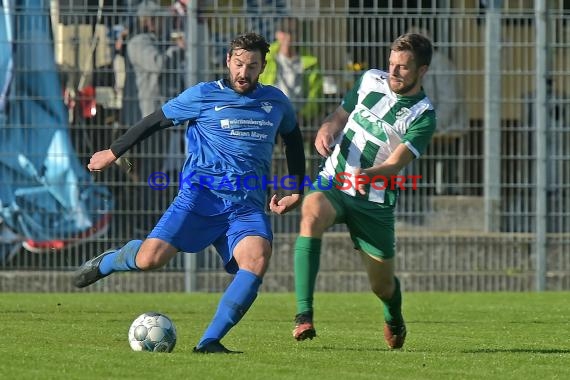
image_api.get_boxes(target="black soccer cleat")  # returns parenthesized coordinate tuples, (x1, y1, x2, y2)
(72, 249, 115, 288)
(192, 340, 242, 354)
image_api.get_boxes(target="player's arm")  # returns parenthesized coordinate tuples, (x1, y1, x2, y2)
(269, 124, 305, 214)
(87, 110, 173, 172)
(314, 72, 362, 157)
(282, 124, 306, 193)
(353, 144, 415, 196)
(357, 113, 437, 195)
(315, 106, 349, 157)
(363, 143, 415, 178)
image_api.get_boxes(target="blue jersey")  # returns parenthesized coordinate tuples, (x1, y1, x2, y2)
(162, 79, 297, 210)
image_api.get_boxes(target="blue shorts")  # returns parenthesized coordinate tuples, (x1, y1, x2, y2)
(147, 187, 272, 274)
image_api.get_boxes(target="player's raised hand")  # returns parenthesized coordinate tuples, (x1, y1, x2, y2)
(314, 106, 349, 158)
(269, 193, 302, 215)
(88, 149, 117, 172)
(314, 128, 335, 158)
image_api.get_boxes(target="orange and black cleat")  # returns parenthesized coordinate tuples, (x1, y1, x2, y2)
(293, 313, 317, 341)
(383, 322, 407, 349)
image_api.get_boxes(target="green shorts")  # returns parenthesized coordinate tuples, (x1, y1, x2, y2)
(309, 177, 396, 259)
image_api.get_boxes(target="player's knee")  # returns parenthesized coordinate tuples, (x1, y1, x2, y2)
(299, 214, 327, 235)
(237, 250, 271, 276)
(371, 279, 395, 300)
(135, 246, 172, 270)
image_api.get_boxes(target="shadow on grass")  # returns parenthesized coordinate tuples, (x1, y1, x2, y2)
(462, 348, 570, 354)
(305, 346, 570, 354)
(302, 345, 392, 353)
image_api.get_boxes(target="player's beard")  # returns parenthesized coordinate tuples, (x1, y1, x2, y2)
(389, 76, 419, 95)
(228, 73, 257, 94)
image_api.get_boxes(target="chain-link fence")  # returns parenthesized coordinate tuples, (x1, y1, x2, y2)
(1, 0, 569, 292)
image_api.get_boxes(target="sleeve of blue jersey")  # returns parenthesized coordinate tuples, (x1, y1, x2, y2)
(162, 84, 204, 125)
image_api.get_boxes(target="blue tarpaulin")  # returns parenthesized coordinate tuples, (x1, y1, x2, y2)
(0, 0, 113, 253)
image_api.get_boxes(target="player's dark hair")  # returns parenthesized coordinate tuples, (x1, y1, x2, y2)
(391, 33, 433, 67)
(228, 32, 270, 63)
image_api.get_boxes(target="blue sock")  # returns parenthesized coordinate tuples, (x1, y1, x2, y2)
(197, 269, 262, 349)
(98, 240, 142, 275)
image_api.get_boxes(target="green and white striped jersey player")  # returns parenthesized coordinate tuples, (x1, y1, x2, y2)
(293, 32, 436, 350)
(320, 68, 436, 206)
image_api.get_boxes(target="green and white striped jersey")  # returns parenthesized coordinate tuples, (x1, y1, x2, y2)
(321, 69, 436, 206)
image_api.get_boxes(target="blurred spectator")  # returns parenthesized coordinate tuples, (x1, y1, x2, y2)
(260, 17, 323, 120)
(128, 0, 187, 176)
(126, 0, 187, 233)
(422, 44, 465, 137)
(128, 0, 185, 118)
(409, 26, 467, 195)
(259, 17, 324, 180)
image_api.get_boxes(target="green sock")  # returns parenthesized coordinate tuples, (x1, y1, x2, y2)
(294, 236, 322, 315)
(382, 276, 403, 325)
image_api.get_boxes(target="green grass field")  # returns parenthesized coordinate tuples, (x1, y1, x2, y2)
(1, 292, 570, 379)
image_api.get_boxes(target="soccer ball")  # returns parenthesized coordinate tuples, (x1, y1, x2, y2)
(128, 312, 177, 353)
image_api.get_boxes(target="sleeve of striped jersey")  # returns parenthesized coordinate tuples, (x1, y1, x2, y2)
(341, 73, 364, 113)
(401, 109, 437, 158)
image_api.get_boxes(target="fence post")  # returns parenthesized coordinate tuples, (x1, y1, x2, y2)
(183, 0, 199, 293)
(184, 252, 197, 292)
(534, 0, 548, 292)
(185, 0, 199, 87)
(483, 0, 502, 232)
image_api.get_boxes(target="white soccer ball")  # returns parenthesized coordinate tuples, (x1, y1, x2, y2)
(128, 312, 177, 353)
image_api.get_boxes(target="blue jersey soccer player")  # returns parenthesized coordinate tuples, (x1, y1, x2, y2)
(73, 32, 306, 353)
